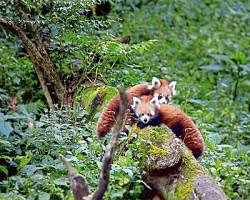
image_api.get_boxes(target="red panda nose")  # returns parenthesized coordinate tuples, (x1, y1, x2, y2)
(143, 118, 148, 123)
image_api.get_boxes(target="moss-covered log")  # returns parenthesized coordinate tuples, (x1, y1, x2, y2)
(129, 125, 228, 200)
(73, 86, 228, 200)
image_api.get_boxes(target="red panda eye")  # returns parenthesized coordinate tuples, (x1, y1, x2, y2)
(158, 95, 163, 99)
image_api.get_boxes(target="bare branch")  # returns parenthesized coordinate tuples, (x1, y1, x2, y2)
(0, 16, 60, 107)
(16, 0, 51, 59)
(0, 16, 40, 61)
(92, 88, 128, 200)
(60, 88, 127, 200)
(34, 66, 54, 108)
(60, 155, 90, 200)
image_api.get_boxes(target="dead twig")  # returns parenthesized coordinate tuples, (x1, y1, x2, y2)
(61, 88, 128, 200)
(60, 155, 90, 200)
(92, 88, 128, 200)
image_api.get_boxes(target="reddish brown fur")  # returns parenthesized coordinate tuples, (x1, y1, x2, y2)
(96, 79, 175, 137)
(131, 95, 204, 158)
(159, 105, 204, 158)
(96, 83, 151, 137)
(153, 79, 174, 98)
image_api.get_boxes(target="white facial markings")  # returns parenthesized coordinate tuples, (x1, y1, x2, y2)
(154, 92, 171, 105)
(151, 110, 155, 116)
(140, 115, 150, 124)
(152, 77, 161, 89)
(151, 96, 160, 108)
(169, 81, 177, 96)
(158, 98, 168, 104)
(131, 97, 141, 109)
(131, 94, 161, 124)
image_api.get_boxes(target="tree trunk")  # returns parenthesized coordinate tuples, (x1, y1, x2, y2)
(131, 126, 228, 200)
(0, 17, 64, 107)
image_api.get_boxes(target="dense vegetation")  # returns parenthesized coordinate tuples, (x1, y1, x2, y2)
(0, 0, 250, 199)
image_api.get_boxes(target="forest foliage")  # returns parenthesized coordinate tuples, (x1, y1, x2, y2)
(0, 0, 250, 199)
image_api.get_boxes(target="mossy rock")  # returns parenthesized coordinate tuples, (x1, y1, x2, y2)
(73, 85, 118, 121)
(130, 126, 182, 171)
(130, 126, 227, 200)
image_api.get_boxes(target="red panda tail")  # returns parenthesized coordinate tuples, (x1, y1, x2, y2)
(160, 105, 205, 158)
(182, 125, 205, 159)
(96, 95, 120, 137)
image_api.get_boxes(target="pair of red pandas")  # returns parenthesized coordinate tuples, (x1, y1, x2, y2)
(96, 77, 204, 159)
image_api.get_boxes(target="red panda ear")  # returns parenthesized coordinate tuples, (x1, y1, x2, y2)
(148, 77, 161, 89)
(169, 81, 176, 96)
(150, 97, 160, 108)
(131, 97, 141, 109)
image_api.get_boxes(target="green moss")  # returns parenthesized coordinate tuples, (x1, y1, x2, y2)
(130, 126, 210, 199)
(130, 126, 174, 171)
(149, 145, 168, 157)
(175, 146, 207, 199)
(139, 126, 171, 144)
(175, 180, 193, 200)
(180, 148, 208, 179)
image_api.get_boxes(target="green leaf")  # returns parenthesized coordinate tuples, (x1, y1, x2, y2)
(38, 192, 50, 200)
(21, 165, 36, 176)
(53, 178, 69, 186)
(208, 133, 223, 145)
(0, 139, 11, 149)
(122, 168, 133, 178)
(0, 121, 13, 137)
(200, 64, 225, 72)
(0, 165, 8, 175)
(31, 174, 45, 183)
(17, 151, 32, 169)
(187, 99, 208, 106)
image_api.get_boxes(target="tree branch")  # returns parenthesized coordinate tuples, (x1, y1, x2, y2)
(61, 88, 128, 200)
(0, 16, 57, 107)
(34, 65, 54, 108)
(60, 155, 91, 200)
(0, 16, 41, 62)
(92, 88, 128, 200)
(16, 0, 52, 59)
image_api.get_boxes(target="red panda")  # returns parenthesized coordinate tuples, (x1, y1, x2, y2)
(131, 95, 205, 159)
(96, 77, 176, 137)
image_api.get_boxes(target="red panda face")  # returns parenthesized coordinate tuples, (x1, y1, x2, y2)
(148, 77, 176, 104)
(131, 96, 160, 124)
